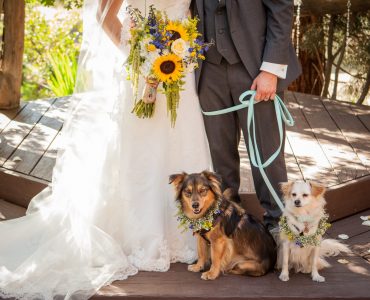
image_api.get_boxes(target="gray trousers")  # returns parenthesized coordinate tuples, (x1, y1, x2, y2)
(198, 60, 288, 229)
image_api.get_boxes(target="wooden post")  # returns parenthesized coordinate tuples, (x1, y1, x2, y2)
(0, 0, 25, 109)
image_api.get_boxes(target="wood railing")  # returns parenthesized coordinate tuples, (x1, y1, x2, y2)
(0, 0, 24, 109)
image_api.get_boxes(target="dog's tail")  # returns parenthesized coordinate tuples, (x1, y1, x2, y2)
(320, 239, 351, 257)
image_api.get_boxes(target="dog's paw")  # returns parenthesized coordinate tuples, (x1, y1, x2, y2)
(312, 273, 325, 282)
(279, 272, 290, 282)
(201, 271, 219, 280)
(188, 264, 203, 273)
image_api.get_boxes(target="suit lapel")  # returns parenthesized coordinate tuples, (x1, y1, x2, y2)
(226, 0, 234, 29)
(196, 0, 204, 18)
(195, 0, 204, 35)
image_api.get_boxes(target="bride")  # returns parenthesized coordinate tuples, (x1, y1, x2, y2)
(0, 0, 211, 299)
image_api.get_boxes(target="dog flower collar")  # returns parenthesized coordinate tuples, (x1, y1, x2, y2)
(279, 214, 331, 248)
(176, 199, 223, 233)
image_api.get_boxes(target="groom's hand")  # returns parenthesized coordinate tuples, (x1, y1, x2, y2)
(251, 71, 278, 102)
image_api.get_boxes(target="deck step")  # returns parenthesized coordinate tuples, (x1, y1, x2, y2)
(0, 199, 26, 221)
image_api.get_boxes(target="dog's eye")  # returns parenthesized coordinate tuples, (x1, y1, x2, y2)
(184, 190, 192, 197)
(292, 193, 297, 197)
(199, 188, 208, 196)
(303, 193, 308, 197)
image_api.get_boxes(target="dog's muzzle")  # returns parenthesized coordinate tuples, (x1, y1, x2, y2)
(192, 202, 201, 214)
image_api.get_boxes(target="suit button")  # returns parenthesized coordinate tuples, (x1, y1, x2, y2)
(218, 29, 225, 34)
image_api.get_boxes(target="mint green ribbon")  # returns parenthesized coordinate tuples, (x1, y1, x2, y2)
(202, 90, 294, 212)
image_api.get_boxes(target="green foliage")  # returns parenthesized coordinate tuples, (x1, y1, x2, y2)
(25, 0, 83, 9)
(299, 11, 370, 103)
(22, 3, 82, 100)
(46, 50, 78, 96)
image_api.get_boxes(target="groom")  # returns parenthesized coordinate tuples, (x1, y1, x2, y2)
(192, 0, 301, 231)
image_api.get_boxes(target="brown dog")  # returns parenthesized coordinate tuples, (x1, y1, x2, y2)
(169, 171, 276, 280)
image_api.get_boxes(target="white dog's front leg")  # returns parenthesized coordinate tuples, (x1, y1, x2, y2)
(311, 246, 325, 282)
(279, 241, 290, 282)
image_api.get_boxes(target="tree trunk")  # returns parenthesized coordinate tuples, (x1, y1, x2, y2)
(322, 15, 335, 98)
(357, 68, 370, 105)
(289, 16, 324, 95)
(331, 41, 346, 100)
(0, 0, 25, 109)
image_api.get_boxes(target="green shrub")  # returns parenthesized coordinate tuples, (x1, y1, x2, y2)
(22, 3, 82, 100)
(46, 50, 78, 96)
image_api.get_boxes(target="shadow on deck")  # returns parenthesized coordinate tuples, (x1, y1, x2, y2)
(0, 91, 369, 299)
(0, 91, 370, 221)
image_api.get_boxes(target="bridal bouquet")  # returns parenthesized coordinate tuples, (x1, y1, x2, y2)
(126, 5, 210, 126)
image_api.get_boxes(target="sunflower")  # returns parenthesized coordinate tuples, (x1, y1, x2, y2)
(153, 54, 183, 83)
(165, 22, 189, 41)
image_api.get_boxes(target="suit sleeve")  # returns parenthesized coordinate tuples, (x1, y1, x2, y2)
(262, 0, 294, 65)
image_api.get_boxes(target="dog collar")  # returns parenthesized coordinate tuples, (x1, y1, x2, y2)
(279, 215, 331, 248)
(195, 214, 223, 245)
(176, 198, 223, 233)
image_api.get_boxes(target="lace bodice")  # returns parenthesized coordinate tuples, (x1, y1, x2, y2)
(125, 0, 191, 19)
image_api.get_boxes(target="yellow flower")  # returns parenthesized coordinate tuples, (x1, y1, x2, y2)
(147, 44, 156, 52)
(166, 22, 189, 41)
(190, 51, 196, 57)
(153, 54, 183, 83)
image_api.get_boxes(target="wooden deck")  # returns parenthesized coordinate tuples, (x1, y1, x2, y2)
(0, 91, 369, 221)
(0, 92, 370, 299)
(93, 210, 370, 300)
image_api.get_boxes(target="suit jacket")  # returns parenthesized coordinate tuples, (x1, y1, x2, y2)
(191, 0, 302, 92)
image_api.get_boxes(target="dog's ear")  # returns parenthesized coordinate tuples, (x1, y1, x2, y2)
(309, 181, 326, 198)
(169, 173, 187, 200)
(280, 181, 293, 198)
(169, 173, 187, 187)
(201, 171, 222, 198)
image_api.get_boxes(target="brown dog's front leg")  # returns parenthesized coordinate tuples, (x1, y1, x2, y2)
(201, 237, 226, 280)
(188, 234, 209, 272)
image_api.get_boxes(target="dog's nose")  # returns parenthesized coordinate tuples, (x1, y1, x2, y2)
(294, 200, 301, 206)
(192, 202, 200, 209)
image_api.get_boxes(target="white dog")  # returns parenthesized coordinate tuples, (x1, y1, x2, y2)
(277, 180, 351, 282)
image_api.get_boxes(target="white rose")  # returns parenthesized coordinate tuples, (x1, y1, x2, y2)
(171, 38, 188, 58)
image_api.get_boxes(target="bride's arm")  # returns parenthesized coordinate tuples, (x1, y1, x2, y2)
(97, 0, 124, 47)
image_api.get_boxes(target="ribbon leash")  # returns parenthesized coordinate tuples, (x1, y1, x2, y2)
(202, 90, 294, 212)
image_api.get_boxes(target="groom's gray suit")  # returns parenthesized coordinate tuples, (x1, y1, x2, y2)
(192, 0, 301, 229)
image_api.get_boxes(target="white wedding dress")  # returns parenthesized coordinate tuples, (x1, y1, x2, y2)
(0, 0, 211, 299)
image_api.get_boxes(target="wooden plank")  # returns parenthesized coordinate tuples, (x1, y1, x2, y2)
(321, 97, 370, 172)
(284, 92, 339, 186)
(358, 114, 370, 133)
(0, 0, 25, 109)
(0, 167, 48, 208)
(0, 101, 26, 132)
(350, 105, 370, 133)
(293, 92, 368, 183)
(327, 209, 370, 239)
(94, 256, 370, 300)
(325, 175, 370, 222)
(3, 97, 69, 175)
(0, 198, 26, 221)
(347, 231, 370, 258)
(30, 132, 62, 181)
(0, 98, 54, 166)
(285, 137, 304, 181)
